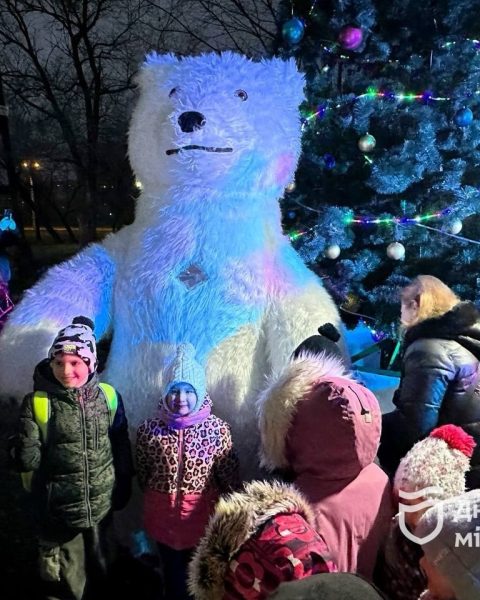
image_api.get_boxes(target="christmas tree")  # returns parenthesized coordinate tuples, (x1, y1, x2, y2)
(278, 0, 480, 340)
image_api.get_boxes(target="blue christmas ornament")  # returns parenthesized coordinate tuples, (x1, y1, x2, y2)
(282, 17, 305, 46)
(323, 153, 336, 169)
(287, 210, 296, 219)
(454, 107, 473, 127)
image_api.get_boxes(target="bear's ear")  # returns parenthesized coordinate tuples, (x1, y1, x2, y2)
(261, 56, 305, 107)
(134, 52, 179, 90)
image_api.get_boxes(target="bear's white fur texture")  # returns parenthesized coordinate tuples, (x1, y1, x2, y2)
(0, 52, 343, 471)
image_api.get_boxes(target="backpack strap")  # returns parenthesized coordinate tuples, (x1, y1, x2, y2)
(99, 383, 118, 426)
(32, 391, 50, 443)
(21, 391, 50, 492)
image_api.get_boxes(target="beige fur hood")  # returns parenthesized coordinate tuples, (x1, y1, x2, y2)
(257, 352, 355, 471)
(187, 480, 315, 600)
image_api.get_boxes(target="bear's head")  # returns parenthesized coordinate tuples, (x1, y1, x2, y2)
(128, 52, 305, 200)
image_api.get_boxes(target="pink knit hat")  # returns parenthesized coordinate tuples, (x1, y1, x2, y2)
(394, 425, 476, 501)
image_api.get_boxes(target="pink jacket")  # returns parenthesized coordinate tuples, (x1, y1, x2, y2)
(258, 353, 393, 578)
(136, 395, 240, 549)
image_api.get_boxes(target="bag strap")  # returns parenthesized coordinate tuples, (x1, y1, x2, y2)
(21, 391, 50, 492)
(32, 391, 50, 443)
(99, 383, 118, 426)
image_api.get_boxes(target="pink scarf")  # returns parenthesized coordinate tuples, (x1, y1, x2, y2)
(158, 402, 211, 429)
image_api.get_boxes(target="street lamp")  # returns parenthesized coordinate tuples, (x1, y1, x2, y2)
(20, 159, 41, 239)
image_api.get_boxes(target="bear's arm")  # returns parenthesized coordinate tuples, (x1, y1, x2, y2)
(264, 282, 348, 375)
(0, 243, 116, 399)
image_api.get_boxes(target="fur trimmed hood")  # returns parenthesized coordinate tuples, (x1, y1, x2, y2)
(257, 352, 350, 470)
(257, 352, 381, 478)
(188, 480, 315, 600)
(404, 301, 480, 358)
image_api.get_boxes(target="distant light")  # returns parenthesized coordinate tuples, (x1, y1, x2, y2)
(134, 179, 143, 190)
(32, 161, 41, 169)
(21, 160, 29, 168)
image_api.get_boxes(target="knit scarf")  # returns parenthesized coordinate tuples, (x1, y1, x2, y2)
(159, 402, 211, 429)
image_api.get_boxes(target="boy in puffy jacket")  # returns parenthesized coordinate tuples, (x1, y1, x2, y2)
(14, 316, 133, 600)
(136, 343, 240, 600)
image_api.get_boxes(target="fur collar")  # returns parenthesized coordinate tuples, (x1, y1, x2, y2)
(257, 352, 353, 471)
(188, 480, 314, 600)
(404, 301, 480, 357)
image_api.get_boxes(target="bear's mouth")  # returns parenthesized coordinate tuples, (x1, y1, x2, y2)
(166, 145, 233, 155)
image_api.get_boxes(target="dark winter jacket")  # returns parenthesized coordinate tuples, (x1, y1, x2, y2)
(15, 359, 134, 530)
(380, 301, 480, 485)
(188, 480, 337, 600)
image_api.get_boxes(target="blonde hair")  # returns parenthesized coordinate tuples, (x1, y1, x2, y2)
(401, 275, 459, 327)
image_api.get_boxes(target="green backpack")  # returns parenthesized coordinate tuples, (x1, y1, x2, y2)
(21, 383, 118, 492)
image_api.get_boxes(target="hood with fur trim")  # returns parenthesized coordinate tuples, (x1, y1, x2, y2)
(188, 480, 316, 600)
(257, 352, 381, 480)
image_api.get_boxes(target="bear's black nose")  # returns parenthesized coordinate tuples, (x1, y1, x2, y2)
(178, 111, 206, 133)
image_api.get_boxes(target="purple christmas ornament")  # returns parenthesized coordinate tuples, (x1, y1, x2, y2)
(338, 26, 363, 51)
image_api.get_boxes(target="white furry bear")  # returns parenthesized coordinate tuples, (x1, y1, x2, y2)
(0, 52, 343, 469)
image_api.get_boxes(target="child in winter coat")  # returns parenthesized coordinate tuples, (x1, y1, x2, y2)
(416, 489, 480, 600)
(188, 480, 337, 599)
(14, 316, 134, 600)
(257, 323, 393, 579)
(378, 424, 476, 600)
(136, 343, 240, 600)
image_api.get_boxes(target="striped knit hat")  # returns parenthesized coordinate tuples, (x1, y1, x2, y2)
(48, 316, 97, 374)
(163, 343, 206, 411)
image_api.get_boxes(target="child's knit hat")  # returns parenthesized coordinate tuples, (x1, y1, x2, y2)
(163, 343, 206, 410)
(48, 316, 97, 374)
(292, 323, 343, 361)
(394, 425, 476, 502)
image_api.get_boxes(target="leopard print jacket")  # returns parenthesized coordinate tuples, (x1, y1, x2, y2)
(136, 406, 239, 495)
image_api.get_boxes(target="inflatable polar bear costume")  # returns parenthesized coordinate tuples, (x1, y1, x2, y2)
(0, 52, 344, 471)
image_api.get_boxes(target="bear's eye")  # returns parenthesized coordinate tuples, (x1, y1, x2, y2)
(169, 87, 179, 98)
(234, 89, 248, 101)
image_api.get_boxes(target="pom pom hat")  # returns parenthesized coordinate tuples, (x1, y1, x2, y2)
(394, 424, 476, 502)
(48, 316, 97, 374)
(163, 343, 206, 412)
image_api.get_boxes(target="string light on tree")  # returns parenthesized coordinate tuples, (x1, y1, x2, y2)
(285, 181, 296, 193)
(345, 207, 450, 226)
(386, 242, 405, 260)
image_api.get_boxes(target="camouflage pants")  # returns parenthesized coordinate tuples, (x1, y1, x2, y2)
(38, 515, 112, 600)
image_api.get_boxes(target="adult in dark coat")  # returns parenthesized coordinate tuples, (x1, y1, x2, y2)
(379, 275, 480, 488)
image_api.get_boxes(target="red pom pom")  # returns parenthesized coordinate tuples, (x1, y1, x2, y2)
(430, 424, 476, 458)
